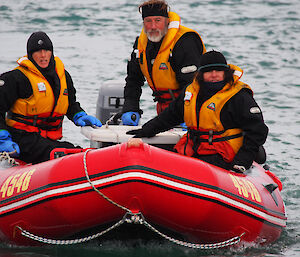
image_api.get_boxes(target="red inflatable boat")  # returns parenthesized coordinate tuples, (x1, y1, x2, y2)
(0, 129, 286, 247)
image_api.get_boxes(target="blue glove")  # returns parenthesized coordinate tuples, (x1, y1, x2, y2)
(121, 112, 140, 126)
(0, 129, 20, 157)
(73, 111, 102, 127)
(180, 122, 187, 131)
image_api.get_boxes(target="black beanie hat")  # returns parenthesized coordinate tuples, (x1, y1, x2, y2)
(140, 2, 168, 19)
(198, 50, 229, 72)
(27, 31, 53, 56)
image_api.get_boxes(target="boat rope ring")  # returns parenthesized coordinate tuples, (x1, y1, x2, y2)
(123, 212, 145, 225)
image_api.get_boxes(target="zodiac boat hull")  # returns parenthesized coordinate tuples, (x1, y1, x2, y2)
(0, 142, 286, 246)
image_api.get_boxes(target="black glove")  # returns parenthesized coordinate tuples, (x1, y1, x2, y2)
(231, 150, 254, 172)
(126, 129, 155, 138)
(112, 112, 123, 125)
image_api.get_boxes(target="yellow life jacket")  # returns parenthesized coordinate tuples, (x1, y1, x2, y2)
(175, 65, 252, 162)
(6, 56, 69, 140)
(137, 12, 206, 112)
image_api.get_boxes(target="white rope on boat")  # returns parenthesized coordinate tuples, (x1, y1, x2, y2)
(0, 151, 19, 166)
(83, 149, 131, 213)
(143, 219, 245, 249)
(16, 218, 125, 245)
(104, 115, 121, 143)
(16, 212, 245, 248)
(81, 149, 246, 249)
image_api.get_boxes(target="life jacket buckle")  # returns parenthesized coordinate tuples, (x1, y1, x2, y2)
(139, 52, 143, 64)
(208, 130, 213, 145)
(32, 115, 38, 126)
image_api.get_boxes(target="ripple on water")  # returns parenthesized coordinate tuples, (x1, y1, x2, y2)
(0, 0, 300, 255)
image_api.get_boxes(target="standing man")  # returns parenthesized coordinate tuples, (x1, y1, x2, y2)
(121, 0, 206, 126)
(0, 31, 102, 164)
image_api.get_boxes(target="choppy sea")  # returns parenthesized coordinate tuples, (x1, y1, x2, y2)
(0, 0, 299, 256)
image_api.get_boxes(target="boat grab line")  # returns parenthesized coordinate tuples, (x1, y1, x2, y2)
(84, 150, 246, 249)
(16, 211, 245, 248)
(83, 149, 131, 213)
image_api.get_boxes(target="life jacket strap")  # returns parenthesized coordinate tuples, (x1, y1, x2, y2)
(7, 111, 64, 130)
(188, 129, 243, 146)
(152, 89, 181, 103)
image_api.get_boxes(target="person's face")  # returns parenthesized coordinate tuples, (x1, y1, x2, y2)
(143, 16, 169, 42)
(32, 49, 52, 68)
(203, 70, 225, 82)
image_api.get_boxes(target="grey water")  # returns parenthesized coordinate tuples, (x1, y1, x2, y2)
(0, 0, 299, 256)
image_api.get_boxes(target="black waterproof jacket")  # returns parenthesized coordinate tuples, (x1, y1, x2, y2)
(139, 84, 269, 169)
(0, 69, 83, 131)
(123, 33, 205, 114)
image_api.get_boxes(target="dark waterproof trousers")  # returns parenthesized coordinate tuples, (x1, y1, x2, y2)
(8, 127, 79, 164)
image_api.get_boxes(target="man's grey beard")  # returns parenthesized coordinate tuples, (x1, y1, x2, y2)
(146, 26, 168, 42)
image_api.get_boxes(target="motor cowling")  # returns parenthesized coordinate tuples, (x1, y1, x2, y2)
(96, 80, 124, 125)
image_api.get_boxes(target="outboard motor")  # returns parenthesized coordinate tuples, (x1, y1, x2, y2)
(96, 80, 124, 125)
(90, 80, 124, 148)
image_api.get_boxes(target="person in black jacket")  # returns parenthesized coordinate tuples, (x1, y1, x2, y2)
(0, 31, 102, 164)
(121, 0, 206, 126)
(127, 50, 268, 172)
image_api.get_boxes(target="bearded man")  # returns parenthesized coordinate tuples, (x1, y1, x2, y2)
(121, 0, 206, 126)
